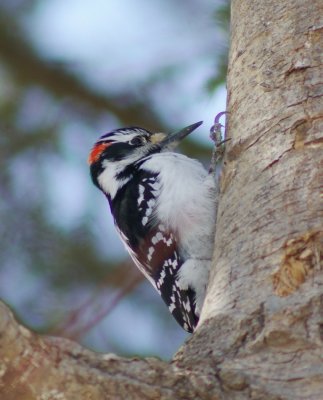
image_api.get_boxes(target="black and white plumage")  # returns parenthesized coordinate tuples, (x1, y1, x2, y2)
(89, 122, 217, 332)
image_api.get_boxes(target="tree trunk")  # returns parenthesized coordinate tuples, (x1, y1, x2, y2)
(1, 0, 322, 399)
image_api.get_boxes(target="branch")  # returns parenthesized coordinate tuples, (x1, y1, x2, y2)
(0, 301, 214, 400)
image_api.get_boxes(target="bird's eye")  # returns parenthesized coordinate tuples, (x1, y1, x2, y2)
(129, 136, 147, 146)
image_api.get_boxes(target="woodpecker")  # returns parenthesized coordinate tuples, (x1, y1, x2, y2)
(88, 121, 218, 333)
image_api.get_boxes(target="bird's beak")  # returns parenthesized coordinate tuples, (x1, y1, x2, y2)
(152, 121, 203, 150)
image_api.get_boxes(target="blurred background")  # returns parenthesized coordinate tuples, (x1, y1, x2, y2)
(0, 0, 229, 359)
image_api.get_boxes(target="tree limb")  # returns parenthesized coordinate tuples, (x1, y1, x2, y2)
(0, 301, 218, 400)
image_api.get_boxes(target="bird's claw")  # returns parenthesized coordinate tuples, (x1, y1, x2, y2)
(209, 111, 229, 145)
(209, 111, 230, 174)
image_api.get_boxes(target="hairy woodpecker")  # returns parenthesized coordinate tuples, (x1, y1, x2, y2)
(88, 121, 217, 332)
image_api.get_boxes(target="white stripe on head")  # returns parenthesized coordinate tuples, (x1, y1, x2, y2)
(98, 128, 151, 143)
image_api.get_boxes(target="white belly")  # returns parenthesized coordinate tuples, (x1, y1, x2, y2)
(142, 152, 217, 259)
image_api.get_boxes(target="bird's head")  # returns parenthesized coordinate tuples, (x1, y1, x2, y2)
(88, 121, 203, 196)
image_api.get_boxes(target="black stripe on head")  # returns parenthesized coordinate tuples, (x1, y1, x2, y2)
(90, 161, 103, 189)
(102, 142, 133, 162)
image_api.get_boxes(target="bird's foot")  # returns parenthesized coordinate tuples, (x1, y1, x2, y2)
(209, 111, 230, 174)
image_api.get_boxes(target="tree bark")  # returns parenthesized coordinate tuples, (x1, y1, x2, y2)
(1, 0, 322, 399)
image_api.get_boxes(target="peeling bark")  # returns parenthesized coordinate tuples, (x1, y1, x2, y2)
(1, 0, 322, 399)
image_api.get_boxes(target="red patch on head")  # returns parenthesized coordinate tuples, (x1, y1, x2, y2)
(88, 142, 111, 165)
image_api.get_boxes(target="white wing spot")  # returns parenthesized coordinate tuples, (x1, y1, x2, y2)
(171, 259, 178, 269)
(158, 224, 165, 232)
(151, 231, 164, 244)
(183, 298, 191, 312)
(147, 246, 155, 261)
(138, 185, 145, 206)
(169, 303, 176, 312)
(157, 269, 166, 288)
(156, 232, 163, 241)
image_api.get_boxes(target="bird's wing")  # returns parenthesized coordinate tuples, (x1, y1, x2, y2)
(112, 170, 198, 332)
